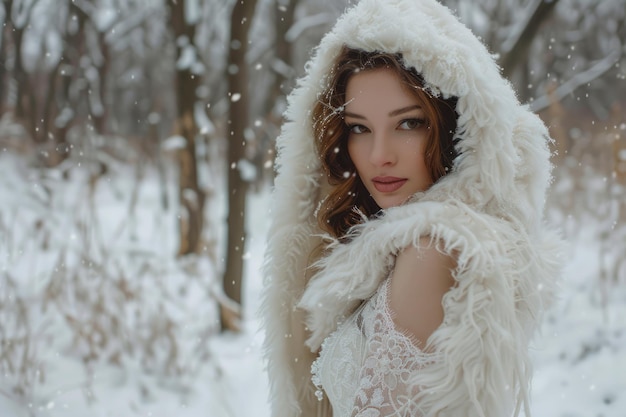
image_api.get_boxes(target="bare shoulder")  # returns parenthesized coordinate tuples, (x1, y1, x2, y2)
(387, 237, 456, 350)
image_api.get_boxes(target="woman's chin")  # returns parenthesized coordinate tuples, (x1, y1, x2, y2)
(372, 195, 407, 209)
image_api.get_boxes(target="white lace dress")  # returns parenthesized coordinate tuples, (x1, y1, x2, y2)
(311, 279, 438, 417)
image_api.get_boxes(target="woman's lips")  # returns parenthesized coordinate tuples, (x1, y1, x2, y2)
(372, 176, 407, 193)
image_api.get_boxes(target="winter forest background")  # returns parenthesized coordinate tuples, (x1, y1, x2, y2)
(0, 0, 625, 416)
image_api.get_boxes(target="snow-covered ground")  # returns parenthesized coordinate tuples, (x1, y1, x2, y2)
(0, 153, 624, 417)
(529, 228, 626, 417)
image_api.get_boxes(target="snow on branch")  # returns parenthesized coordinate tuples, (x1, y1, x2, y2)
(11, 0, 41, 29)
(195, 101, 215, 136)
(285, 12, 334, 43)
(103, 5, 165, 43)
(184, 0, 201, 26)
(529, 49, 621, 113)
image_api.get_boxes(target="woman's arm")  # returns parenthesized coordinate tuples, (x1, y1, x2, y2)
(388, 237, 456, 350)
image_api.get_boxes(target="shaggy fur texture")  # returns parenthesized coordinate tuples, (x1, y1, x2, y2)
(260, 0, 563, 416)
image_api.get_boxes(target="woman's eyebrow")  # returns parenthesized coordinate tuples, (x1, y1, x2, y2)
(343, 105, 422, 119)
(388, 105, 422, 117)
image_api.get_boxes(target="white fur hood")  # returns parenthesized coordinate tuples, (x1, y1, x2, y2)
(261, 0, 564, 416)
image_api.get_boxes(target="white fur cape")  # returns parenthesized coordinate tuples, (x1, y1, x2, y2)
(260, 0, 563, 416)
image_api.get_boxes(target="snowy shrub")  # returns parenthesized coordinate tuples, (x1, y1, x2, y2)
(547, 125, 626, 290)
(0, 271, 47, 400)
(0, 153, 220, 411)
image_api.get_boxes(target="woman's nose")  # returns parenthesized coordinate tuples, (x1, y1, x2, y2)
(369, 134, 396, 167)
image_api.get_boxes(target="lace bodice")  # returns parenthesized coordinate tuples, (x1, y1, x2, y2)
(311, 279, 438, 417)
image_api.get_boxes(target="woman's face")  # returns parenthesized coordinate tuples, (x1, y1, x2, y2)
(345, 68, 433, 209)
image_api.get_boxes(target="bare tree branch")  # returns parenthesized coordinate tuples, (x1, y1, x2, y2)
(529, 49, 621, 113)
(284, 12, 334, 42)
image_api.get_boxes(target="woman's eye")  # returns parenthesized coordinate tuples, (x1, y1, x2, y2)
(348, 124, 368, 134)
(399, 118, 426, 130)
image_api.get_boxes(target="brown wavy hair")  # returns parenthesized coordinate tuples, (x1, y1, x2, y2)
(312, 46, 459, 239)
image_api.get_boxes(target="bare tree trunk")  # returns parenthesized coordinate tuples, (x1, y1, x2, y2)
(272, 0, 297, 99)
(41, 60, 61, 148)
(255, 0, 298, 186)
(544, 81, 568, 164)
(221, 0, 259, 332)
(7, 0, 40, 140)
(168, 0, 205, 256)
(500, 0, 560, 79)
(12, 24, 28, 120)
(40, 0, 88, 167)
(0, 1, 9, 111)
(91, 30, 111, 135)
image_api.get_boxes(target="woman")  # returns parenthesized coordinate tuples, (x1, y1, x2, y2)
(261, 1, 563, 416)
